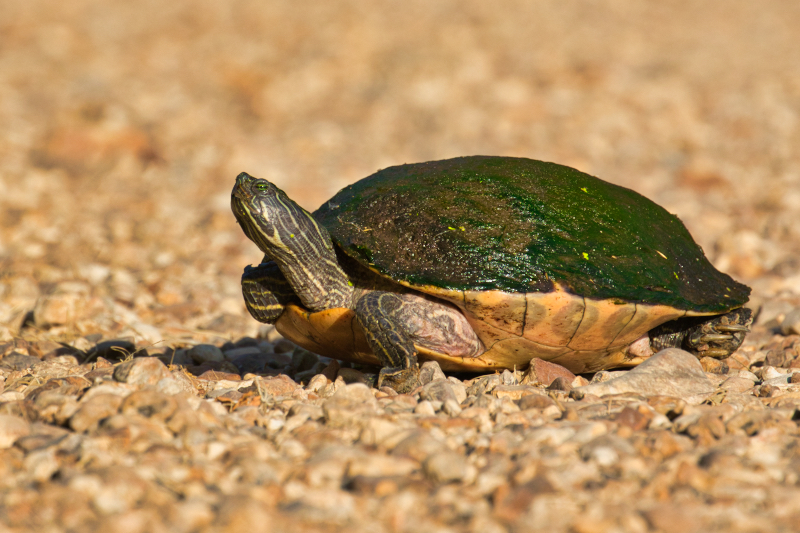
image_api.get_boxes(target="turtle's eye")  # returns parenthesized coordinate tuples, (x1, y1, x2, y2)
(255, 182, 269, 192)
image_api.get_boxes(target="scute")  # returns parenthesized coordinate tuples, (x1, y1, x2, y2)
(567, 298, 637, 351)
(464, 290, 526, 336)
(523, 289, 585, 347)
(314, 156, 750, 313)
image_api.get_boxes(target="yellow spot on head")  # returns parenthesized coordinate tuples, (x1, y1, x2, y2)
(582, 252, 589, 260)
(347, 281, 353, 286)
(289, 234, 295, 238)
(656, 250, 667, 259)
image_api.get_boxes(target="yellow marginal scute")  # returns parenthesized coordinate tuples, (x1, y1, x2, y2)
(567, 298, 636, 351)
(464, 289, 526, 336)
(522, 287, 585, 347)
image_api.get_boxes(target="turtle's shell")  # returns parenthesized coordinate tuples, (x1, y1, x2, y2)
(288, 156, 750, 373)
(315, 156, 749, 311)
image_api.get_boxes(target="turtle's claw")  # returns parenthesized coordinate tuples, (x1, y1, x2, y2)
(699, 333, 735, 343)
(715, 324, 750, 333)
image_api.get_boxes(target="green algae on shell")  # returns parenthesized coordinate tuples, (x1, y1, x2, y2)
(314, 156, 749, 313)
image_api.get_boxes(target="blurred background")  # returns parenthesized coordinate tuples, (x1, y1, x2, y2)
(1, 0, 799, 343)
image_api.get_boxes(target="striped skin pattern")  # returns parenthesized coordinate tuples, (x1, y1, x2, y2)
(240, 260, 298, 323)
(354, 292, 416, 368)
(231, 173, 353, 312)
(354, 291, 482, 368)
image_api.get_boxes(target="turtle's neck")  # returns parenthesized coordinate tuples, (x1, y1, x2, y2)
(232, 174, 353, 311)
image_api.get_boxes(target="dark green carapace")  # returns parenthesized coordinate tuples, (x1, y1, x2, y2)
(314, 156, 750, 313)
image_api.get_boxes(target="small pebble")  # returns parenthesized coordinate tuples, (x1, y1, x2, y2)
(0, 414, 31, 448)
(780, 308, 800, 336)
(423, 451, 469, 483)
(414, 401, 436, 416)
(113, 357, 171, 387)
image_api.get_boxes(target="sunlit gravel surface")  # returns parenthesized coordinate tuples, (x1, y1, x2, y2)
(2, 2, 800, 531)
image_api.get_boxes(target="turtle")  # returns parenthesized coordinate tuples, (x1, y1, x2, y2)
(230, 156, 751, 392)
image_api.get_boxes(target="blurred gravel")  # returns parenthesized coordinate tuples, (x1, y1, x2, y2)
(2, 1, 800, 531)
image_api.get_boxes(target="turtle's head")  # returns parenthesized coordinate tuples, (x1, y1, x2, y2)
(231, 172, 303, 253)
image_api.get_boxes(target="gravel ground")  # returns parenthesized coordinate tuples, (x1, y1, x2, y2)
(2, 1, 800, 531)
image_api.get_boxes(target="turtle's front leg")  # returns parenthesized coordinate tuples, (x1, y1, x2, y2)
(354, 292, 421, 393)
(241, 260, 299, 324)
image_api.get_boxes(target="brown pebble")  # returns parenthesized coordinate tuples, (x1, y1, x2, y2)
(517, 394, 556, 411)
(256, 374, 299, 397)
(120, 390, 178, 421)
(32, 292, 89, 327)
(321, 360, 340, 382)
(615, 405, 653, 431)
(719, 376, 756, 393)
(423, 451, 469, 483)
(197, 370, 242, 381)
(113, 357, 170, 387)
(493, 476, 554, 524)
(69, 394, 125, 433)
(493, 385, 538, 400)
(522, 358, 576, 387)
(724, 350, 753, 370)
(0, 414, 31, 449)
(757, 384, 779, 397)
(337, 367, 370, 385)
(95, 357, 114, 369)
(547, 376, 573, 392)
(700, 357, 728, 374)
(559, 407, 579, 421)
(780, 308, 800, 336)
(647, 396, 686, 418)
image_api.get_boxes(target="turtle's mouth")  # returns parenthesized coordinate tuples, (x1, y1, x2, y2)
(231, 172, 257, 202)
(230, 194, 251, 222)
(231, 187, 250, 203)
(230, 186, 256, 224)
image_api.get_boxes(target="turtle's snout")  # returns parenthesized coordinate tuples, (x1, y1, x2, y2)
(236, 172, 254, 185)
(233, 172, 254, 195)
(232, 172, 259, 202)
